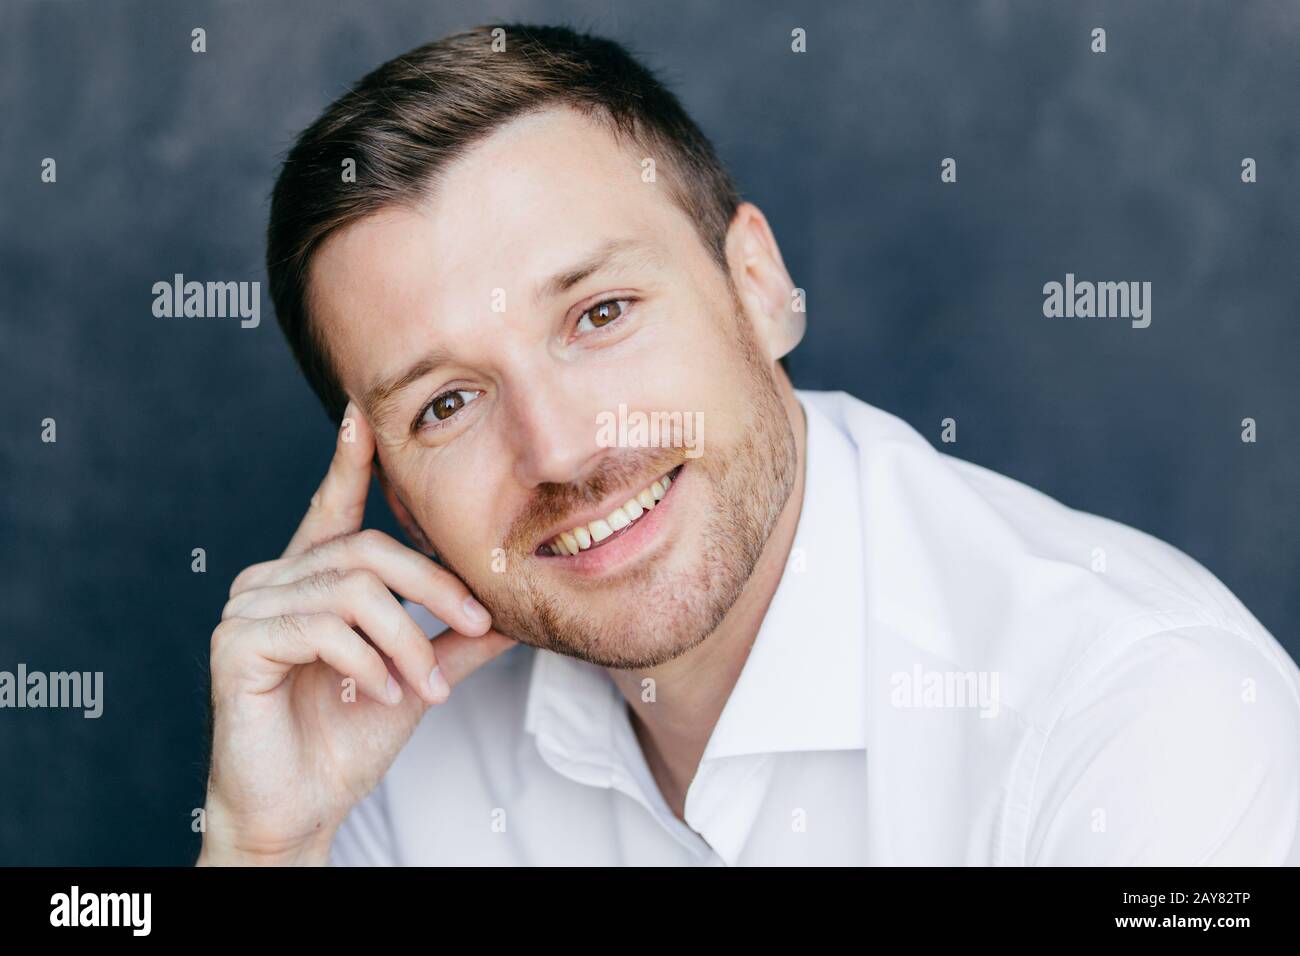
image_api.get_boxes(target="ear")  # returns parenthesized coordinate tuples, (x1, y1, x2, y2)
(724, 201, 805, 361)
(375, 460, 436, 556)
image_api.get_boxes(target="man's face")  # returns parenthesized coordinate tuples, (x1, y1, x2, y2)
(310, 107, 797, 669)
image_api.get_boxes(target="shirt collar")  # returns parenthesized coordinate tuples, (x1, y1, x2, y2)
(523, 389, 868, 772)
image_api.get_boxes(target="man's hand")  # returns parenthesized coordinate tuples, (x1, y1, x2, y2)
(197, 402, 516, 865)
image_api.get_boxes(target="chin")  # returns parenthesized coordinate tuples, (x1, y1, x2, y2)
(498, 554, 739, 670)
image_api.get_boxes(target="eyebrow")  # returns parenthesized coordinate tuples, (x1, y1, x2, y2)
(361, 346, 456, 428)
(362, 237, 665, 427)
(533, 237, 665, 305)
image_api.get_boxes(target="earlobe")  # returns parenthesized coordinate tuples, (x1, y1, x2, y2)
(768, 294, 806, 362)
(725, 202, 806, 362)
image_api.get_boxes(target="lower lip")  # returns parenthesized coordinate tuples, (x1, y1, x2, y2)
(539, 464, 685, 578)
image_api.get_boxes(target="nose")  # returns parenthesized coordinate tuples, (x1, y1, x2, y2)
(504, 372, 606, 489)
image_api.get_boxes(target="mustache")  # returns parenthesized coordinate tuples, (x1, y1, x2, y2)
(503, 448, 685, 551)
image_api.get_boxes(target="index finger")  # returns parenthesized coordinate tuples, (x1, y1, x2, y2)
(283, 400, 375, 558)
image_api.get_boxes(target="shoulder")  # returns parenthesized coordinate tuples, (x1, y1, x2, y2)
(805, 390, 1300, 862)
(1026, 623, 1300, 864)
(803, 388, 1290, 701)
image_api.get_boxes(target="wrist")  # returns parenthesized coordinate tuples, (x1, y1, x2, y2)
(197, 838, 334, 866)
(197, 799, 337, 866)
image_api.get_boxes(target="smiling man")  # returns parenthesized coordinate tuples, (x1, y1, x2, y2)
(198, 24, 1300, 866)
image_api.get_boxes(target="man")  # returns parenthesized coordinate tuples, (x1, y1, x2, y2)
(198, 24, 1300, 866)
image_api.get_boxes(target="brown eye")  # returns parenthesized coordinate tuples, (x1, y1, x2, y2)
(422, 389, 480, 426)
(577, 299, 630, 332)
(590, 300, 622, 326)
(432, 392, 463, 419)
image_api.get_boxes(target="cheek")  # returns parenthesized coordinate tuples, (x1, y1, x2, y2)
(654, 312, 757, 435)
(614, 300, 742, 404)
(383, 452, 470, 546)
(386, 441, 516, 564)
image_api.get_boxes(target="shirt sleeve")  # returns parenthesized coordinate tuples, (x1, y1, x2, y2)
(328, 779, 399, 866)
(1025, 624, 1300, 865)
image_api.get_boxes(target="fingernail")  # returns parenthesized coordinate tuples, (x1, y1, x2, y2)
(386, 674, 402, 704)
(428, 665, 451, 702)
(462, 596, 490, 628)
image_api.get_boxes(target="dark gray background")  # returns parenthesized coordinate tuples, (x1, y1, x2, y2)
(1, 0, 1296, 864)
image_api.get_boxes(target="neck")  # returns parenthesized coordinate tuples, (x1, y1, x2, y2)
(606, 376, 808, 820)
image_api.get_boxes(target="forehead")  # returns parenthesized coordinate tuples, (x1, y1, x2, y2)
(309, 107, 701, 384)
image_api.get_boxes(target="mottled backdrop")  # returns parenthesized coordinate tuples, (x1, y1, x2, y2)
(1, 0, 1296, 864)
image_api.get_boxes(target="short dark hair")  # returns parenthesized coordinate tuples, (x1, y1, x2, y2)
(266, 23, 744, 423)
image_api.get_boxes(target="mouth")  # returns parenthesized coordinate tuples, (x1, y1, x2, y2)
(536, 463, 685, 558)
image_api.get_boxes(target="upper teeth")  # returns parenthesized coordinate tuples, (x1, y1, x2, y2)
(547, 470, 673, 556)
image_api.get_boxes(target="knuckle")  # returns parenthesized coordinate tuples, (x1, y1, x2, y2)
(422, 553, 455, 584)
(352, 528, 390, 553)
(229, 564, 264, 597)
(438, 571, 468, 600)
(268, 613, 310, 648)
(209, 620, 243, 672)
(210, 619, 234, 651)
(305, 537, 338, 563)
(220, 593, 247, 621)
(343, 567, 385, 600)
(304, 567, 347, 597)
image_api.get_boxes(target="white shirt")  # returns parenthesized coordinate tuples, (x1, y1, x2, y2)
(329, 389, 1300, 866)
